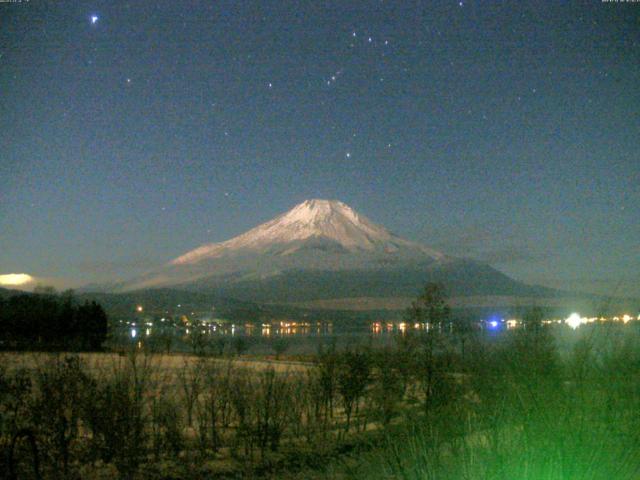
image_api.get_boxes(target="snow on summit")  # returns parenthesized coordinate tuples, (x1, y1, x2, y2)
(171, 199, 442, 266)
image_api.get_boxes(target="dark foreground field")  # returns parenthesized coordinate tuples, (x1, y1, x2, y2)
(1, 323, 639, 479)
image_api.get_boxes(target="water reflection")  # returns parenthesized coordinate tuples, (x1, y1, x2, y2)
(370, 321, 433, 335)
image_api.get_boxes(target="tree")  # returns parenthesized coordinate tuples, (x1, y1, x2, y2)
(406, 282, 451, 332)
(452, 314, 476, 360)
(404, 283, 451, 363)
(232, 336, 249, 356)
(189, 325, 208, 356)
(509, 306, 558, 381)
(177, 360, 204, 428)
(406, 283, 455, 416)
(76, 301, 108, 350)
(370, 348, 405, 427)
(337, 349, 370, 433)
(521, 305, 544, 332)
(271, 337, 290, 360)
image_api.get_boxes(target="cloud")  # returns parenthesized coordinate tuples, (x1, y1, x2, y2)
(0, 273, 73, 291)
(429, 227, 548, 266)
(540, 277, 640, 299)
(478, 245, 550, 265)
(0, 273, 34, 287)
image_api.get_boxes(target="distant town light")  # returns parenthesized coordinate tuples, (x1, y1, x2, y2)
(131, 328, 137, 338)
(136, 305, 143, 312)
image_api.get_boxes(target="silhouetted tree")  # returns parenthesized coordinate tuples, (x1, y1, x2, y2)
(406, 282, 451, 331)
(271, 337, 290, 359)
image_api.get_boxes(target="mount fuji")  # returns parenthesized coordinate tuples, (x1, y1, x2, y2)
(114, 199, 554, 307)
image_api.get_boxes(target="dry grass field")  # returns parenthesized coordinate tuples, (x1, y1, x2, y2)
(0, 351, 312, 375)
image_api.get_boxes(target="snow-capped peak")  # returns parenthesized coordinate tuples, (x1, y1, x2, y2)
(171, 199, 443, 265)
(281, 199, 360, 226)
(271, 199, 389, 242)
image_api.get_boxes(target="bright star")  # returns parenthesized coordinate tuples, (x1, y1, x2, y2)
(90, 15, 99, 25)
(346, 152, 351, 158)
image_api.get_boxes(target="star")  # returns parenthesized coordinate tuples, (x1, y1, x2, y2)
(345, 152, 351, 158)
(90, 15, 99, 25)
(268, 82, 273, 88)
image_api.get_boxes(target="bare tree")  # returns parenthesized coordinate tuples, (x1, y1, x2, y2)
(177, 359, 204, 428)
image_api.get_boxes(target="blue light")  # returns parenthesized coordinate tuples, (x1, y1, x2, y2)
(90, 15, 99, 25)
(486, 315, 503, 330)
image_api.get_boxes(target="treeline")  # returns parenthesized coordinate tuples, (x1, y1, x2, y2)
(0, 290, 108, 350)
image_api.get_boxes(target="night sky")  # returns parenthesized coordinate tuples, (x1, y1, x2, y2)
(1, 1, 638, 297)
